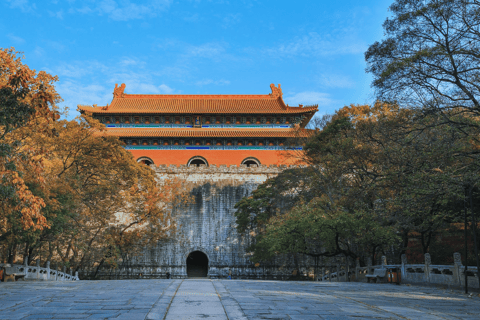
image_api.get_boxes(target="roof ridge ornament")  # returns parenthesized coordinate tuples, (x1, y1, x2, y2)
(113, 83, 126, 98)
(269, 83, 282, 99)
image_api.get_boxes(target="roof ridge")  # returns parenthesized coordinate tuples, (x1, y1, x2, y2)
(121, 94, 274, 99)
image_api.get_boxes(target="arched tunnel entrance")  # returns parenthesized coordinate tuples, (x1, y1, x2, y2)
(186, 251, 209, 278)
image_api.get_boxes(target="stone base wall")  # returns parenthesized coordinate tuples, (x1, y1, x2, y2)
(82, 164, 323, 280)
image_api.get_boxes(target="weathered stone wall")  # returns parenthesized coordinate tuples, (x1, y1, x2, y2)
(84, 164, 319, 280)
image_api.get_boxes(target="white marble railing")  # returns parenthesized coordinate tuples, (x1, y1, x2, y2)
(1, 257, 79, 282)
(318, 252, 479, 289)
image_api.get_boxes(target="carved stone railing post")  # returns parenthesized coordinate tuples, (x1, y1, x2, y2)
(23, 255, 29, 279)
(54, 263, 58, 281)
(62, 266, 67, 282)
(75, 271, 79, 280)
(36, 259, 40, 280)
(424, 253, 431, 282)
(336, 263, 341, 282)
(401, 254, 407, 281)
(453, 252, 462, 286)
(381, 256, 387, 267)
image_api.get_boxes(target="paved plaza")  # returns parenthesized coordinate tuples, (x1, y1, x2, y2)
(0, 279, 479, 320)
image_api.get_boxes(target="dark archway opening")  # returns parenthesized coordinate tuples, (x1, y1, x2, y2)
(186, 251, 209, 278)
(189, 159, 207, 167)
(140, 159, 153, 165)
(137, 157, 154, 166)
(241, 157, 260, 167)
(243, 160, 258, 167)
(187, 156, 208, 167)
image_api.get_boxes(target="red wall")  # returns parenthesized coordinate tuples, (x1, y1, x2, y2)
(129, 149, 303, 166)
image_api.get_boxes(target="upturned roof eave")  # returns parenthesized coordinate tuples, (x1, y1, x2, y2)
(77, 106, 318, 114)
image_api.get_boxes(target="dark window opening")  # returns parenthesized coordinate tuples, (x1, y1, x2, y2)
(243, 160, 258, 167)
(186, 251, 208, 278)
(242, 158, 260, 167)
(189, 159, 207, 167)
(138, 158, 153, 166)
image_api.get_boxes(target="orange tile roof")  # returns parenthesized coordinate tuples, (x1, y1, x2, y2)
(99, 128, 312, 138)
(78, 83, 318, 117)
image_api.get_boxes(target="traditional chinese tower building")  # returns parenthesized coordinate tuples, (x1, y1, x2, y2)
(79, 83, 317, 168)
(78, 84, 318, 279)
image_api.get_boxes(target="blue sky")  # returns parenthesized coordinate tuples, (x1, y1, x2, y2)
(1, 0, 393, 120)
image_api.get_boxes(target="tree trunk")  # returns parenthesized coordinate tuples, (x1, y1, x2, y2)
(421, 231, 432, 255)
(469, 187, 480, 289)
(28, 246, 35, 265)
(7, 244, 16, 264)
(46, 241, 54, 262)
(371, 246, 377, 266)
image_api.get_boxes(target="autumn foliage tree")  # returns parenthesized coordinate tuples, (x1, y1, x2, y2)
(0, 48, 60, 262)
(0, 48, 182, 270)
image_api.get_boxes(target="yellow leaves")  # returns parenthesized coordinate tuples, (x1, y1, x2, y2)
(334, 102, 406, 126)
(0, 169, 48, 231)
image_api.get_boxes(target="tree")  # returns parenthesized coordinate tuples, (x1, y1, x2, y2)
(1, 47, 60, 260)
(14, 114, 183, 271)
(235, 105, 403, 265)
(365, 0, 480, 116)
(1, 48, 183, 269)
(238, 102, 480, 268)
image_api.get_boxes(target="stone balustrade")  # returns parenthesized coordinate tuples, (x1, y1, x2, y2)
(0, 256, 79, 282)
(397, 252, 478, 288)
(319, 252, 479, 289)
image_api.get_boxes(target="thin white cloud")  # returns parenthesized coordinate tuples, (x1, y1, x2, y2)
(47, 40, 67, 53)
(7, 0, 36, 13)
(183, 13, 200, 22)
(222, 13, 241, 29)
(53, 61, 109, 78)
(56, 81, 109, 111)
(120, 57, 143, 67)
(319, 74, 355, 89)
(135, 83, 162, 94)
(263, 32, 366, 57)
(195, 79, 230, 86)
(33, 46, 45, 58)
(187, 42, 226, 59)
(284, 91, 337, 107)
(48, 9, 64, 19)
(123, 83, 174, 94)
(74, 0, 172, 21)
(51, 57, 178, 119)
(76, 6, 93, 14)
(7, 33, 25, 44)
(158, 84, 174, 94)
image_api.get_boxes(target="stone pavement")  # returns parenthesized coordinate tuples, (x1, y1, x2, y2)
(0, 279, 479, 319)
